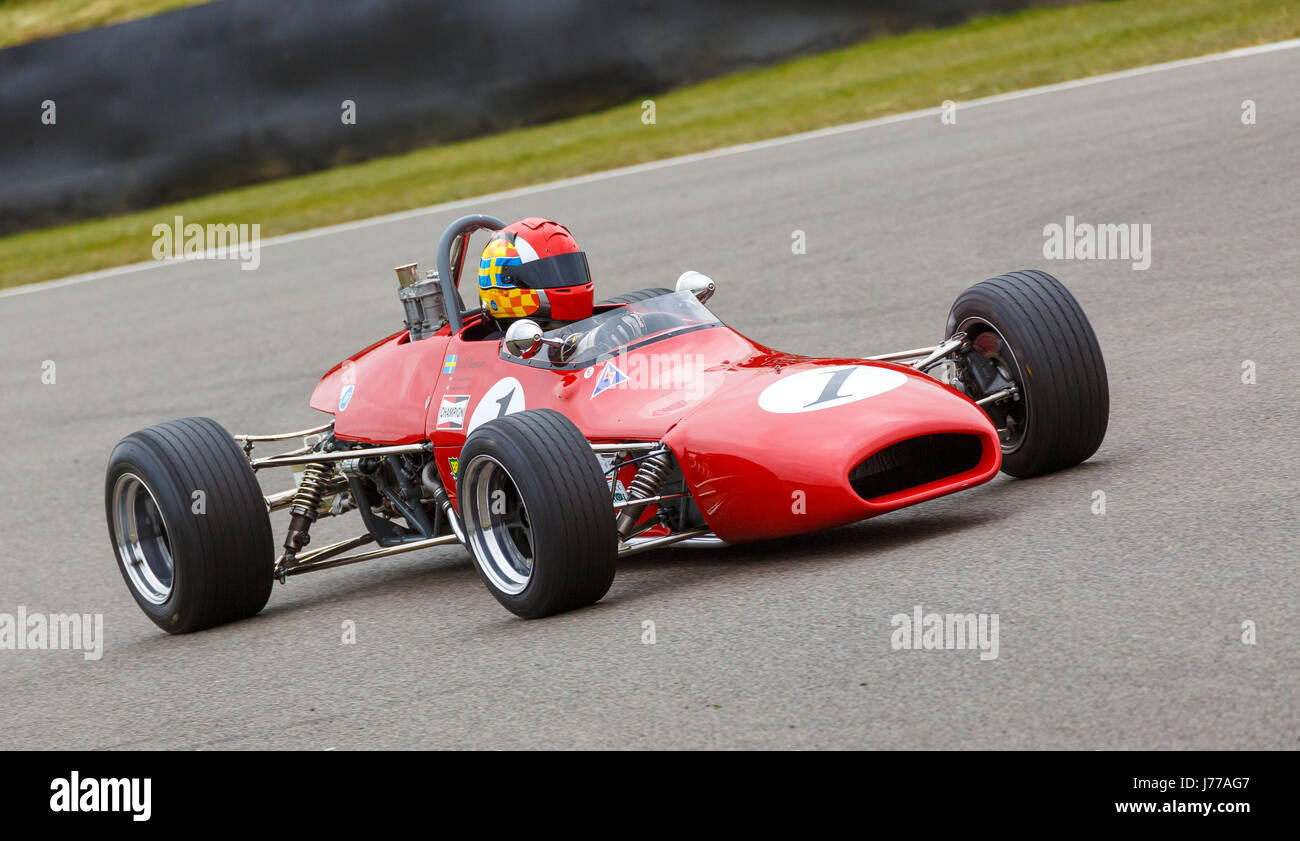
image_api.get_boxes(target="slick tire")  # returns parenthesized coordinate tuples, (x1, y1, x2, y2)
(105, 417, 274, 633)
(947, 270, 1109, 478)
(457, 409, 617, 618)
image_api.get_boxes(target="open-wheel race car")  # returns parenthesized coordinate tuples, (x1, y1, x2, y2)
(105, 214, 1108, 631)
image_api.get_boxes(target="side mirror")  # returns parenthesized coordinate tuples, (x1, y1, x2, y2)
(676, 270, 716, 304)
(503, 319, 544, 358)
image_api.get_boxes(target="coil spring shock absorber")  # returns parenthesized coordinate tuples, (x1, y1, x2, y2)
(615, 446, 672, 539)
(281, 462, 331, 571)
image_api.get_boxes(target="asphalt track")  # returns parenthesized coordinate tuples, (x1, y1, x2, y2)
(2, 45, 1297, 750)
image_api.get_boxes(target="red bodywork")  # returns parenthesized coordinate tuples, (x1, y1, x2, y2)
(309, 309, 1001, 544)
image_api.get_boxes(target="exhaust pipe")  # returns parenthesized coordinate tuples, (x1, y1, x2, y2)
(421, 461, 466, 544)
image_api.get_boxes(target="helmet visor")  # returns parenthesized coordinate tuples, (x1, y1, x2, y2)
(500, 251, 592, 290)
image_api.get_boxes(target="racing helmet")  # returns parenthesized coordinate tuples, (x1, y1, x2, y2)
(477, 218, 594, 322)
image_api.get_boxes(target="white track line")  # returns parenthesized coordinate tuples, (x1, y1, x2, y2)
(4, 36, 1298, 300)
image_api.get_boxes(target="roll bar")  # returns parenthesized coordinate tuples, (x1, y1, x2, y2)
(436, 214, 507, 332)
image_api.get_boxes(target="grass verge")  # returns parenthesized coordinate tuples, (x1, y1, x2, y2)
(0, 0, 210, 49)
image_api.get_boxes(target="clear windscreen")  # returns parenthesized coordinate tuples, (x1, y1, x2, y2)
(537, 290, 720, 368)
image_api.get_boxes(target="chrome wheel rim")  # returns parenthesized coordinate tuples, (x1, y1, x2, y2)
(462, 455, 534, 595)
(110, 472, 175, 604)
(957, 317, 1030, 454)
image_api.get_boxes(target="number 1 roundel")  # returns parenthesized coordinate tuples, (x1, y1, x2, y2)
(758, 365, 906, 414)
(467, 377, 526, 433)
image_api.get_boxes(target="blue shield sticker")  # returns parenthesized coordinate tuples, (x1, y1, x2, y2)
(591, 360, 629, 398)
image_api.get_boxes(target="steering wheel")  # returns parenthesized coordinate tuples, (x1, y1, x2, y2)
(586, 309, 688, 353)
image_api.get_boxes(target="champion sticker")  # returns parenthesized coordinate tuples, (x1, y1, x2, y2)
(757, 365, 906, 414)
(591, 360, 629, 398)
(437, 394, 470, 430)
(338, 384, 355, 412)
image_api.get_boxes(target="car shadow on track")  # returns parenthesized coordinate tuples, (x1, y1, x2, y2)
(271, 507, 1011, 623)
(256, 547, 480, 614)
(98, 551, 484, 653)
(111, 503, 1011, 647)
(598, 508, 1008, 611)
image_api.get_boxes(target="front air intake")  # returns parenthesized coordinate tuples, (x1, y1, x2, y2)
(849, 434, 984, 501)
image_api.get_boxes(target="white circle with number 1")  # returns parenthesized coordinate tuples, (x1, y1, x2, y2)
(467, 377, 526, 433)
(758, 365, 906, 413)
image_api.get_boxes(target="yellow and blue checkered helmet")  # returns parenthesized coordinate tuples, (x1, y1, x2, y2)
(478, 218, 593, 322)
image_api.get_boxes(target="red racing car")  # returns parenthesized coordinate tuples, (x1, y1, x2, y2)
(105, 214, 1108, 630)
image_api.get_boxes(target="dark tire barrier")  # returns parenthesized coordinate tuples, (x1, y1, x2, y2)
(0, 0, 1062, 234)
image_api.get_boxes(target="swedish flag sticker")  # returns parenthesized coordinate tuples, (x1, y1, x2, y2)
(591, 360, 628, 398)
(443, 354, 458, 375)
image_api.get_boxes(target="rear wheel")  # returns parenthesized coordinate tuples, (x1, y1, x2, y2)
(946, 270, 1108, 478)
(458, 409, 617, 618)
(597, 287, 673, 306)
(105, 417, 274, 633)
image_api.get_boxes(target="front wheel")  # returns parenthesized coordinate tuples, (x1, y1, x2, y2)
(457, 409, 617, 618)
(946, 270, 1108, 478)
(105, 417, 274, 633)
